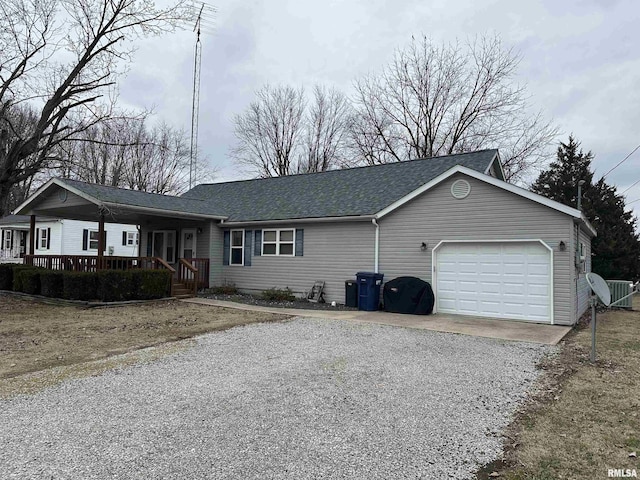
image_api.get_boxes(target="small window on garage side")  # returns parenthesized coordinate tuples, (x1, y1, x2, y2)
(230, 230, 244, 265)
(262, 229, 295, 256)
(579, 242, 587, 273)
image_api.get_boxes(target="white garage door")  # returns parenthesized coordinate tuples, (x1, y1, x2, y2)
(435, 242, 552, 323)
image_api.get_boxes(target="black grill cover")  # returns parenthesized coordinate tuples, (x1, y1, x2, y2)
(383, 276, 434, 315)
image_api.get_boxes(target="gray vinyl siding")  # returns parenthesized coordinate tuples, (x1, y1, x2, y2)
(37, 185, 90, 210)
(195, 222, 210, 259)
(576, 226, 593, 321)
(209, 222, 223, 286)
(220, 222, 375, 302)
(378, 173, 575, 325)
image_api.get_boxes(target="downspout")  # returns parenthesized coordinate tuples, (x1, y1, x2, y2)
(372, 218, 379, 273)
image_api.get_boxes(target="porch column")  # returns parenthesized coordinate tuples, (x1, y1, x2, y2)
(29, 215, 36, 255)
(97, 214, 105, 269)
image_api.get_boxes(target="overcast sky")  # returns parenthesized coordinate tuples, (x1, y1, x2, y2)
(119, 0, 640, 218)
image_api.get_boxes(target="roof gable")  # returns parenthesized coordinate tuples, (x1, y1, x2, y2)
(375, 165, 596, 236)
(14, 178, 227, 220)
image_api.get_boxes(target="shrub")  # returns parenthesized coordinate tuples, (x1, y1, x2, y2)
(96, 270, 135, 302)
(209, 282, 238, 295)
(63, 271, 98, 301)
(14, 267, 42, 295)
(0, 264, 16, 290)
(261, 287, 295, 302)
(11, 265, 33, 292)
(131, 269, 172, 300)
(40, 270, 65, 298)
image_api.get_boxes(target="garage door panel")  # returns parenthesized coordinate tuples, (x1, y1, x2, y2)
(436, 242, 551, 323)
(528, 284, 549, 296)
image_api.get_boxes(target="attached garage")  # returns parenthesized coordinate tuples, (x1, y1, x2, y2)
(433, 241, 552, 323)
(377, 164, 597, 326)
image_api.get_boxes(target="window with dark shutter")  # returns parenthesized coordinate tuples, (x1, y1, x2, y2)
(295, 229, 304, 256)
(223, 231, 230, 265)
(244, 230, 252, 267)
(254, 230, 262, 256)
(230, 230, 244, 265)
(82, 229, 88, 251)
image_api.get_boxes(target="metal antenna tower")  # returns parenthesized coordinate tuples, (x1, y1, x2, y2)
(188, 2, 215, 190)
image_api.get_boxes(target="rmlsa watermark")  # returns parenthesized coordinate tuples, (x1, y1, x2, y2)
(608, 468, 638, 478)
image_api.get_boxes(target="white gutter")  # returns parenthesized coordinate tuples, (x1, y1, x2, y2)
(372, 218, 379, 273)
(222, 214, 375, 227)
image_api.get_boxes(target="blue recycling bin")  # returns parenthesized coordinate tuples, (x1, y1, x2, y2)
(356, 272, 384, 311)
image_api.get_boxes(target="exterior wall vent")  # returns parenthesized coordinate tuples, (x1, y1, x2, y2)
(451, 179, 471, 199)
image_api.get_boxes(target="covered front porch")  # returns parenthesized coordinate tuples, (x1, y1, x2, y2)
(0, 215, 31, 261)
(14, 178, 226, 298)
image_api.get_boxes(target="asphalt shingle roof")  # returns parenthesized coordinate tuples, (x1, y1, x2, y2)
(182, 150, 498, 222)
(0, 214, 58, 225)
(62, 179, 221, 217)
(54, 150, 497, 222)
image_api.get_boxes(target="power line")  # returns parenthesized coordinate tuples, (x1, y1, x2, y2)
(627, 198, 640, 206)
(602, 143, 640, 179)
(621, 177, 640, 195)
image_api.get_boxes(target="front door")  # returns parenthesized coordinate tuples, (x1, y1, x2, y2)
(181, 229, 197, 259)
(152, 231, 176, 264)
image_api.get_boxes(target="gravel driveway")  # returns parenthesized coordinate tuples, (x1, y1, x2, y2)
(0, 317, 550, 479)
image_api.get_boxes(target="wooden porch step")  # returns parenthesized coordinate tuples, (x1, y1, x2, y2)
(172, 282, 195, 298)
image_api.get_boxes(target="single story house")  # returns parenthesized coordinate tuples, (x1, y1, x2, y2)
(13, 149, 596, 325)
(0, 214, 139, 261)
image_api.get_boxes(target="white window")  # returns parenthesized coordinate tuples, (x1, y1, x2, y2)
(88, 230, 100, 250)
(579, 242, 587, 273)
(126, 231, 139, 246)
(230, 230, 244, 265)
(262, 229, 295, 256)
(39, 228, 48, 249)
(3, 230, 11, 249)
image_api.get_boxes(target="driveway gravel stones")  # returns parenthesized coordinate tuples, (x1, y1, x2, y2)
(0, 317, 551, 479)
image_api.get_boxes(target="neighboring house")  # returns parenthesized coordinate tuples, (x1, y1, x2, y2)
(0, 215, 139, 261)
(13, 149, 596, 325)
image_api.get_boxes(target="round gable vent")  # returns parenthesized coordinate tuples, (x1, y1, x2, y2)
(451, 179, 471, 199)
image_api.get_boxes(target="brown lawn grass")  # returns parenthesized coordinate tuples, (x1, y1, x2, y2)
(488, 295, 640, 479)
(0, 293, 288, 382)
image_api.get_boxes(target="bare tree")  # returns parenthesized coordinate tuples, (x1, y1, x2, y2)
(231, 84, 353, 177)
(53, 116, 213, 194)
(0, 0, 192, 216)
(299, 85, 352, 173)
(231, 85, 306, 177)
(349, 35, 558, 181)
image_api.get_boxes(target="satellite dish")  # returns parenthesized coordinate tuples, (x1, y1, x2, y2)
(586, 272, 611, 307)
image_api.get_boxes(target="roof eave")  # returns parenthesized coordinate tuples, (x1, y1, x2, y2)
(102, 202, 228, 221)
(221, 214, 376, 227)
(575, 215, 598, 238)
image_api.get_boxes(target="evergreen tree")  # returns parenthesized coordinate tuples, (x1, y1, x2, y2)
(531, 136, 640, 280)
(531, 136, 594, 210)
